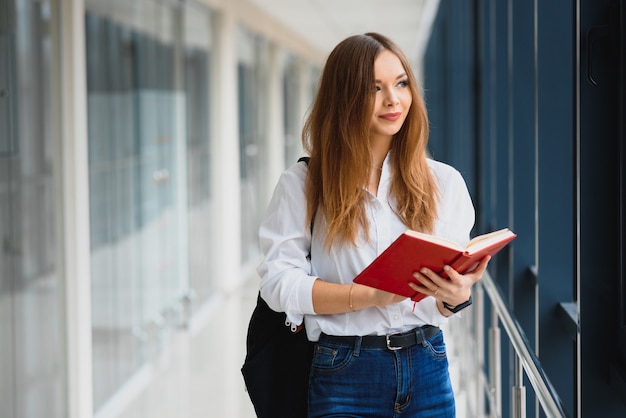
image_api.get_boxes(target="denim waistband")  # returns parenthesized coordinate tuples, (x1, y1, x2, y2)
(318, 325, 440, 351)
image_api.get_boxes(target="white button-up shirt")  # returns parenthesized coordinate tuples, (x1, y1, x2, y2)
(257, 155, 475, 341)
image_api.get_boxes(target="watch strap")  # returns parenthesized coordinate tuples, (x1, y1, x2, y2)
(443, 295, 473, 313)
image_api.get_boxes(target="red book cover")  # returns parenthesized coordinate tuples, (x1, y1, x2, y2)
(353, 228, 517, 302)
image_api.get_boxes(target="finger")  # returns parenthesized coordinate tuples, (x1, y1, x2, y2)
(444, 255, 491, 281)
(411, 271, 441, 298)
(466, 255, 491, 282)
(418, 267, 445, 282)
(412, 271, 434, 287)
(408, 281, 430, 295)
(476, 255, 491, 271)
(466, 255, 491, 275)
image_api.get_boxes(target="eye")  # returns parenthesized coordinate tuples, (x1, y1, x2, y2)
(397, 80, 409, 88)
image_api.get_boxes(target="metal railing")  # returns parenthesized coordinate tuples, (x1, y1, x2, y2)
(447, 272, 569, 418)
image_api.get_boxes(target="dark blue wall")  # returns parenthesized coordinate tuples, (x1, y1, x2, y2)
(424, 0, 626, 416)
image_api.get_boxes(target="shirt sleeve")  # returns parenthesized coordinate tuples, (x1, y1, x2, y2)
(256, 163, 318, 326)
(418, 161, 476, 322)
(432, 162, 475, 246)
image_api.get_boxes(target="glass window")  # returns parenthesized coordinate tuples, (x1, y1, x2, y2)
(85, 0, 188, 410)
(182, 4, 216, 314)
(0, 1, 67, 417)
(237, 27, 270, 264)
(282, 53, 303, 166)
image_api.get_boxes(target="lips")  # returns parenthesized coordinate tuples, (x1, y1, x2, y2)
(379, 112, 401, 121)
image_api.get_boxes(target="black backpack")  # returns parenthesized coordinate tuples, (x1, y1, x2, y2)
(241, 157, 314, 418)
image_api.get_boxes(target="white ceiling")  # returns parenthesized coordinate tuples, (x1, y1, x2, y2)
(247, 0, 440, 66)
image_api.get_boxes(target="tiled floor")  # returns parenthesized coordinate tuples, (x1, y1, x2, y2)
(101, 282, 259, 418)
(101, 278, 472, 418)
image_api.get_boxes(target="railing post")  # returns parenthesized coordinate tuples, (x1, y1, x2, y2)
(475, 284, 486, 417)
(480, 274, 568, 417)
(512, 355, 527, 418)
(489, 309, 502, 417)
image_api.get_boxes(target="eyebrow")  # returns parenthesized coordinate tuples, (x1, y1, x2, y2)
(375, 73, 408, 83)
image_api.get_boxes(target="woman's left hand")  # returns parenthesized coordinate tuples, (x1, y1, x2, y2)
(408, 255, 491, 312)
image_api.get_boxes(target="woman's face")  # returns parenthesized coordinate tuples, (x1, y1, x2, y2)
(369, 49, 412, 143)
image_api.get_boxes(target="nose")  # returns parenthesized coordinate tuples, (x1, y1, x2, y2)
(384, 88, 399, 106)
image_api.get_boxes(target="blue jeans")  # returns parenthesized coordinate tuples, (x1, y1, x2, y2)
(308, 330, 455, 417)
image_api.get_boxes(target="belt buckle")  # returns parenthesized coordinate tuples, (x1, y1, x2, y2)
(385, 334, 402, 351)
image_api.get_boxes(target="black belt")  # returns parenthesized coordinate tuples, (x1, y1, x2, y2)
(319, 325, 440, 351)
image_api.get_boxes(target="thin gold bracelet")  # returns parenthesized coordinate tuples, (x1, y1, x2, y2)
(349, 284, 356, 312)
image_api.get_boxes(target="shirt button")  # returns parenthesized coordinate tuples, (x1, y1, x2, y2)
(393, 315, 399, 320)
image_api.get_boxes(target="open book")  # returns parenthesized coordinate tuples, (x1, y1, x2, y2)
(353, 228, 517, 302)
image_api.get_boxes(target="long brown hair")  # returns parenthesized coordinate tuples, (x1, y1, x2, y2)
(302, 32, 439, 250)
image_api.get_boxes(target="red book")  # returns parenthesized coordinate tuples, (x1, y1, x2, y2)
(353, 228, 517, 302)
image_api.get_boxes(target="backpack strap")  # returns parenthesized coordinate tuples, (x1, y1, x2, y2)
(297, 155, 314, 235)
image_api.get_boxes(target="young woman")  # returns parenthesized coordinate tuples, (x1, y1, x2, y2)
(257, 32, 490, 417)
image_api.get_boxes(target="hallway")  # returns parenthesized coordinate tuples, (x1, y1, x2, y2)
(3, 1, 625, 416)
(95, 282, 258, 418)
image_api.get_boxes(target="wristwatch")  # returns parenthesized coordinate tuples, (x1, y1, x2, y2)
(443, 295, 473, 313)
